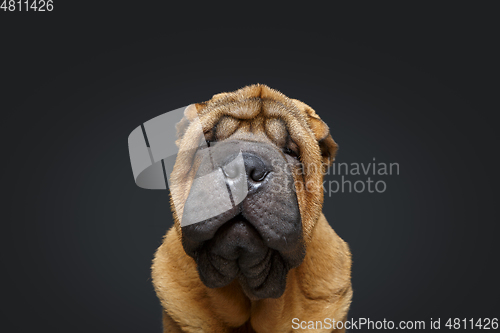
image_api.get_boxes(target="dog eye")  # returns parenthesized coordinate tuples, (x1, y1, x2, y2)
(283, 147, 299, 159)
(197, 138, 212, 151)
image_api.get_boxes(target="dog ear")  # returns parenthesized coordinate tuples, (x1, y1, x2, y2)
(174, 93, 225, 147)
(291, 99, 339, 167)
(175, 103, 206, 147)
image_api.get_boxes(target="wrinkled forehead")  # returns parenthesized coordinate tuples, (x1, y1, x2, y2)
(203, 115, 289, 146)
(197, 98, 309, 145)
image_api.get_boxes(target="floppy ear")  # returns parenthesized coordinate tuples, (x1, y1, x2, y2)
(291, 99, 339, 167)
(175, 103, 205, 147)
(175, 92, 229, 147)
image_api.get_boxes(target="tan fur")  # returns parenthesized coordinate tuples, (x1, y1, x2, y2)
(152, 84, 351, 332)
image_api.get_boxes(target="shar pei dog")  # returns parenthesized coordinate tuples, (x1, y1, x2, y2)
(149, 84, 352, 332)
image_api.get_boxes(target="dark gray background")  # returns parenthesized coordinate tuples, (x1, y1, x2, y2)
(2, 3, 498, 332)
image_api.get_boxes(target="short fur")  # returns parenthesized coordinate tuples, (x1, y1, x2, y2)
(152, 84, 352, 332)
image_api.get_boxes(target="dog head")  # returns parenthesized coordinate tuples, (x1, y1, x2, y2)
(169, 84, 338, 299)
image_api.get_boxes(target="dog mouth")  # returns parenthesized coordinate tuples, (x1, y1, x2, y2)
(194, 214, 270, 277)
(193, 214, 290, 298)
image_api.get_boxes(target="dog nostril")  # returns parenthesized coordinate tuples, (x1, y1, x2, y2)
(250, 169, 269, 182)
(242, 153, 271, 183)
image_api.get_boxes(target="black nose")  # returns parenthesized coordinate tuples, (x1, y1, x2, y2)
(243, 153, 270, 182)
(222, 152, 271, 183)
